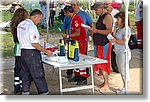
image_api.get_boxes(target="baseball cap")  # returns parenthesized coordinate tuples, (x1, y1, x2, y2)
(91, 2, 108, 10)
(70, 0, 80, 4)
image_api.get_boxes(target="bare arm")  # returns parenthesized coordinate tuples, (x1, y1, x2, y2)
(70, 28, 80, 38)
(110, 35, 126, 45)
(90, 23, 95, 29)
(91, 14, 113, 35)
(89, 23, 95, 36)
(62, 28, 80, 39)
(32, 43, 53, 56)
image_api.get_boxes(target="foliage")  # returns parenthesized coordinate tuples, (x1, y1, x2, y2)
(0, 32, 14, 58)
(0, 10, 12, 22)
(121, 2, 136, 12)
(121, 3, 136, 33)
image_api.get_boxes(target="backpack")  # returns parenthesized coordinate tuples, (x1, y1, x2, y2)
(128, 34, 138, 49)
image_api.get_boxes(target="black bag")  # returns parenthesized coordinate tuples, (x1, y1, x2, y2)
(128, 34, 138, 49)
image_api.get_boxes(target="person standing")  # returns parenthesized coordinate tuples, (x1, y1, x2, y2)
(109, 11, 131, 94)
(62, 0, 94, 82)
(39, 0, 47, 29)
(90, 2, 113, 93)
(135, 0, 143, 49)
(49, 8, 55, 27)
(10, 8, 29, 94)
(17, 9, 52, 95)
(9, 1, 23, 13)
(105, 1, 120, 73)
(59, 9, 65, 22)
(62, 5, 88, 85)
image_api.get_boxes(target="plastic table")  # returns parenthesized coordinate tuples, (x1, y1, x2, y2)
(42, 54, 108, 94)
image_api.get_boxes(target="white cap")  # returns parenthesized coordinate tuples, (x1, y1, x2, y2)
(12, 1, 23, 6)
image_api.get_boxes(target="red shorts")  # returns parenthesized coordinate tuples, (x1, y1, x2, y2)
(94, 42, 112, 75)
(136, 20, 143, 48)
(136, 20, 143, 39)
(78, 39, 88, 55)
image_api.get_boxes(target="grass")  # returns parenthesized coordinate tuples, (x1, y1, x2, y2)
(0, 32, 14, 58)
(0, 10, 12, 22)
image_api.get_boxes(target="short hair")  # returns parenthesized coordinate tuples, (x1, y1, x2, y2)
(64, 6, 74, 13)
(30, 9, 43, 16)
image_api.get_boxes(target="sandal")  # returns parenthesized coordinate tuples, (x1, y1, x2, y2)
(99, 87, 116, 95)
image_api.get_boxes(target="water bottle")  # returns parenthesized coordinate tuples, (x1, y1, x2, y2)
(73, 41, 79, 61)
(59, 39, 65, 56)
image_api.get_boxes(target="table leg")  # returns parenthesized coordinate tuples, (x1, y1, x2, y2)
(59, 68, 63, 95)
(91, 64, 94, 94)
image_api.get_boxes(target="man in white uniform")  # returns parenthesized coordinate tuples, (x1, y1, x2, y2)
(17, 9, 52, 95)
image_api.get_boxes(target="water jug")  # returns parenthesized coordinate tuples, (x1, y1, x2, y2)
(68, 40, 79, 61)
(59, 39, 65, 56)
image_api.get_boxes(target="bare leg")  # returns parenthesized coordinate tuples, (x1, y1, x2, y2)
(100, 70, 109, 91)
(120, 74, 129, 90)
(97, 70, 104, 88)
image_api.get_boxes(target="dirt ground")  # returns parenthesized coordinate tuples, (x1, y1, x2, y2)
(0, 49, 143, 95)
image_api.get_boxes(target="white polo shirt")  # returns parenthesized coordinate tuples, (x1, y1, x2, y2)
(111, 8, 119, 31)
(17, 19, 39, 49)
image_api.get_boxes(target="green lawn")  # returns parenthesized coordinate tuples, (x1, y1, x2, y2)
(0, 32, 14, 58)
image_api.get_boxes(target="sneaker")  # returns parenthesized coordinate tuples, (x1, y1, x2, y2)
(76, 79, 87, 85)
(63, 74, 72, 79)
(14, 85, 22, 94)
(40, 91, 49, 95)
(68, 76, 79, 82)
(76, 76, 87, 85)
(22, 91, 30, 95)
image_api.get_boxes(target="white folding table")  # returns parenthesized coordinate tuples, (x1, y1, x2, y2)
(42, 54, 108, 94)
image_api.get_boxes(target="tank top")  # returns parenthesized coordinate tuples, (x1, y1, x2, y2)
(93, 13, 110, 46)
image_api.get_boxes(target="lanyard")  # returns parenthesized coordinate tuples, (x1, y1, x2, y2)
(69, 14, 76, 35)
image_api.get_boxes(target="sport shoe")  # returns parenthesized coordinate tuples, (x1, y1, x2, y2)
(63, 74, 72, 79)
(68, 76, 79, 82)
(40, 91, 49, 95)
(76, 79, 87, 85)
(76, 76, 87, 85)
(14, 85, 22, 94)
(22, 91, 30, 95)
